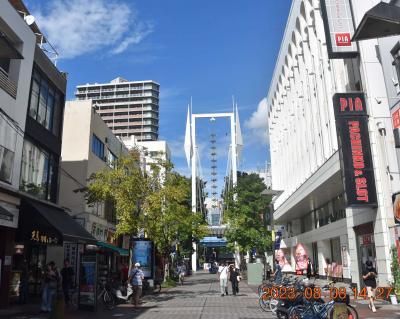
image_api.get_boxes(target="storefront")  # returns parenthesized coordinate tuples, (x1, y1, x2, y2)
(12, 197, 95, 300)
(0, 191, 19, 308)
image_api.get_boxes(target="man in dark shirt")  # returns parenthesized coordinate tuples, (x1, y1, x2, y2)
(273, 259, 282, 284)
(61, 259, 74, 305)
(362, 260, 377, 313)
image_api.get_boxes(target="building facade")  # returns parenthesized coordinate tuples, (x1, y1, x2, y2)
(268, 0, 400, 288)
(59, 99, 129, 249)
(75, 77, 160, 141)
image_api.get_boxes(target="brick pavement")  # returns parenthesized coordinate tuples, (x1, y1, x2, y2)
(0, 272, 272, 319)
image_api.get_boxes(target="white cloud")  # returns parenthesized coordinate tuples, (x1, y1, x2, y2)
(245, 97, 269, 145)
(33, 0, 153, 59)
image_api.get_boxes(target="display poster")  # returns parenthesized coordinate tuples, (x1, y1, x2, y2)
(79, 254, 97, 311)
(393, 192, 400, 225)
(320, 0, 358, 59)
(341, 246, 348, 267)
(275, 248, 292, 273)
(294, 243, 309, 273)
(132, 239, 154, 278)
(333, 93, 377, 207)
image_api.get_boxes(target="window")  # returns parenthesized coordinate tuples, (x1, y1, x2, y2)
(28, 68, 64, 136)
(92, 134, 105, 160)
(0, 58, 10, 74)
(19, 139, 56, 201)
(391, 42, 400, 93)
(0, 116, 17, 183)
(107, 150, 117, 168)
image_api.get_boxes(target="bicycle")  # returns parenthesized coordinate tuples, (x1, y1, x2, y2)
(97, 282, 115, 310)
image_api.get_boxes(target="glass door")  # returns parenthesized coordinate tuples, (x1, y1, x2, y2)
(28, 245, 47, 295)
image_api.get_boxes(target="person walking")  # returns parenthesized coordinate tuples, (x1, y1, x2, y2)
(363, 260, 378, 313)
(41, 261, 60, 313)
(129, 262, 145, 308)
(218, 262, 230, 296)
(177, 262, 186, 285)
(61, 259, 74, 306)
(266, 262, 272, 279)
(229, 265, 240, 296)
(306, 258, 313, 279)
(273, 259, 282, 284)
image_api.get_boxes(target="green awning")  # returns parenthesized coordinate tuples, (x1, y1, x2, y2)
(97, 241, 129, 256)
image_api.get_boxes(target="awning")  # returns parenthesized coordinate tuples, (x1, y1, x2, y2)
(0, 204, 14, 222)
(0, 32, 23, 59)
(353, 2, 400, 41)
(200, 236, 227, 247)
(97, 241, 129, 256)
(18, 198, 96, 245)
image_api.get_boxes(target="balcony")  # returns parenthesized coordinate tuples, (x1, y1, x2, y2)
(0, 68, 17, 98)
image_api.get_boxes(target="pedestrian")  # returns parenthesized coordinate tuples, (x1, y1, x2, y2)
(120, 262, 129, 282)
(306, 258, 312, 279)
(229, 265, 240, 296)
(363, 260, 378, 313)
(61, 259, 74, 306)
(273, 259, 282, 284)
(266, 262, 272, 279)
(218, 262, 230, 296)
(41, 261, 60, 313)
(177, 262, 186, 285)
(129, 262, 145, 308)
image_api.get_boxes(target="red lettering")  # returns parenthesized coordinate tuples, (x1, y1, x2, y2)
(340, 98, 348, 112)
(354, 170, 363, 177)
(355, 97, 363, 111)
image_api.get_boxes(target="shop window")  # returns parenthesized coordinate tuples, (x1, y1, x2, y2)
(28, 68, 64, 136)
(92, 134, 105, 160)
(0, 116, 17, 183)
(391, 42, 400, 94)
(19, 139, 56, 201)
(104, 198, 116, 224)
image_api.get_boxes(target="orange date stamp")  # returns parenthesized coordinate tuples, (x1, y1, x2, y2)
(261, 286, 393, 301)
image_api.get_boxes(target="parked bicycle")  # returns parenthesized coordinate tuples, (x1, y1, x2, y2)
(97, 282, 115, 310)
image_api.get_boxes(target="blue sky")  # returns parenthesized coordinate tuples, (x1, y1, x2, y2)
(26, 0, 291, 187)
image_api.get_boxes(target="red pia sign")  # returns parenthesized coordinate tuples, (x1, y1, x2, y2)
(333, 93, 377, 207)
(335, 33, 352, 47)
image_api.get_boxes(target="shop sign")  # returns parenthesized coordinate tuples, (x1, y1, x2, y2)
(359, 234, 374, 245)
(31, 230, 59, 245)
(320, 0, 358, 59)
(392, 109, 400, 129)
(341, 246, 348, 267)
(333, 93, 377, 207)
(132, 239, 154, 279)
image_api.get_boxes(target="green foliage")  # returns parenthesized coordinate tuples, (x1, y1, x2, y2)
(81, 149, 207, 261)
(223, 172, 272, 254)
(391, 247, 400, 294)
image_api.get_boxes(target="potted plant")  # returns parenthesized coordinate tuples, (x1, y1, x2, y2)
(390, 247, 400, 304)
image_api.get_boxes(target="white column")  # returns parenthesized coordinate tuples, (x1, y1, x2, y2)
(191, 115, 197, 272)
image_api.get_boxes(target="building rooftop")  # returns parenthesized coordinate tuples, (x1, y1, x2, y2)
(77, 78, 160, 87)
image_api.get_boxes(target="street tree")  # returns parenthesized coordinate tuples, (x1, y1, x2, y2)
(223, 172, 272, 260)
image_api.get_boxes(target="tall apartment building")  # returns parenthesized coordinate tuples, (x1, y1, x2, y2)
(75, 77, 160, 141)
(268, 0, 400, 289)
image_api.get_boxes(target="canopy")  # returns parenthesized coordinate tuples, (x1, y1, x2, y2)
(97, 241, 129, 256)
(18, 198, 96, 244)
(200, 236, 227, 247)
(353, 2, 400, 41)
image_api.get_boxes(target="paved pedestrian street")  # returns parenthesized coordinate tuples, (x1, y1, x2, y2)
(3, 272, 400, 319)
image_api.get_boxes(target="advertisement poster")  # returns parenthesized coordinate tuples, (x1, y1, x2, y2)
(294, 243, 309, 274)
(341, 246, 348, 267)
(275, 248, 292, 272)
(132, 240, 154, 278)
(393, 193, 400, 224)
(79, 254, 97, 311)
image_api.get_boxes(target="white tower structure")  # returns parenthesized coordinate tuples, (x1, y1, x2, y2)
(184, 106, 243, 271)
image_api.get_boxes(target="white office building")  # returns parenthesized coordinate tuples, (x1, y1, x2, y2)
(268, 0, 400, 288)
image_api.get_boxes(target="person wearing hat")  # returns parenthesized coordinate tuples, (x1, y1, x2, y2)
(129, 262, 145, 308)
(362, 260, 378, 313)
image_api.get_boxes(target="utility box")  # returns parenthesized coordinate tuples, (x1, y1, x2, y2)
(247, 263, 264, 285)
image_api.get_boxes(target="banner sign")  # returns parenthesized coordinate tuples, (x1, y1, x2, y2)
(274, 230, 282, 250)
(132, 239, 154, 279)
(320, 0, 358, 59)
(333, 93, 377, 207)
(393, 192, 400, 224)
